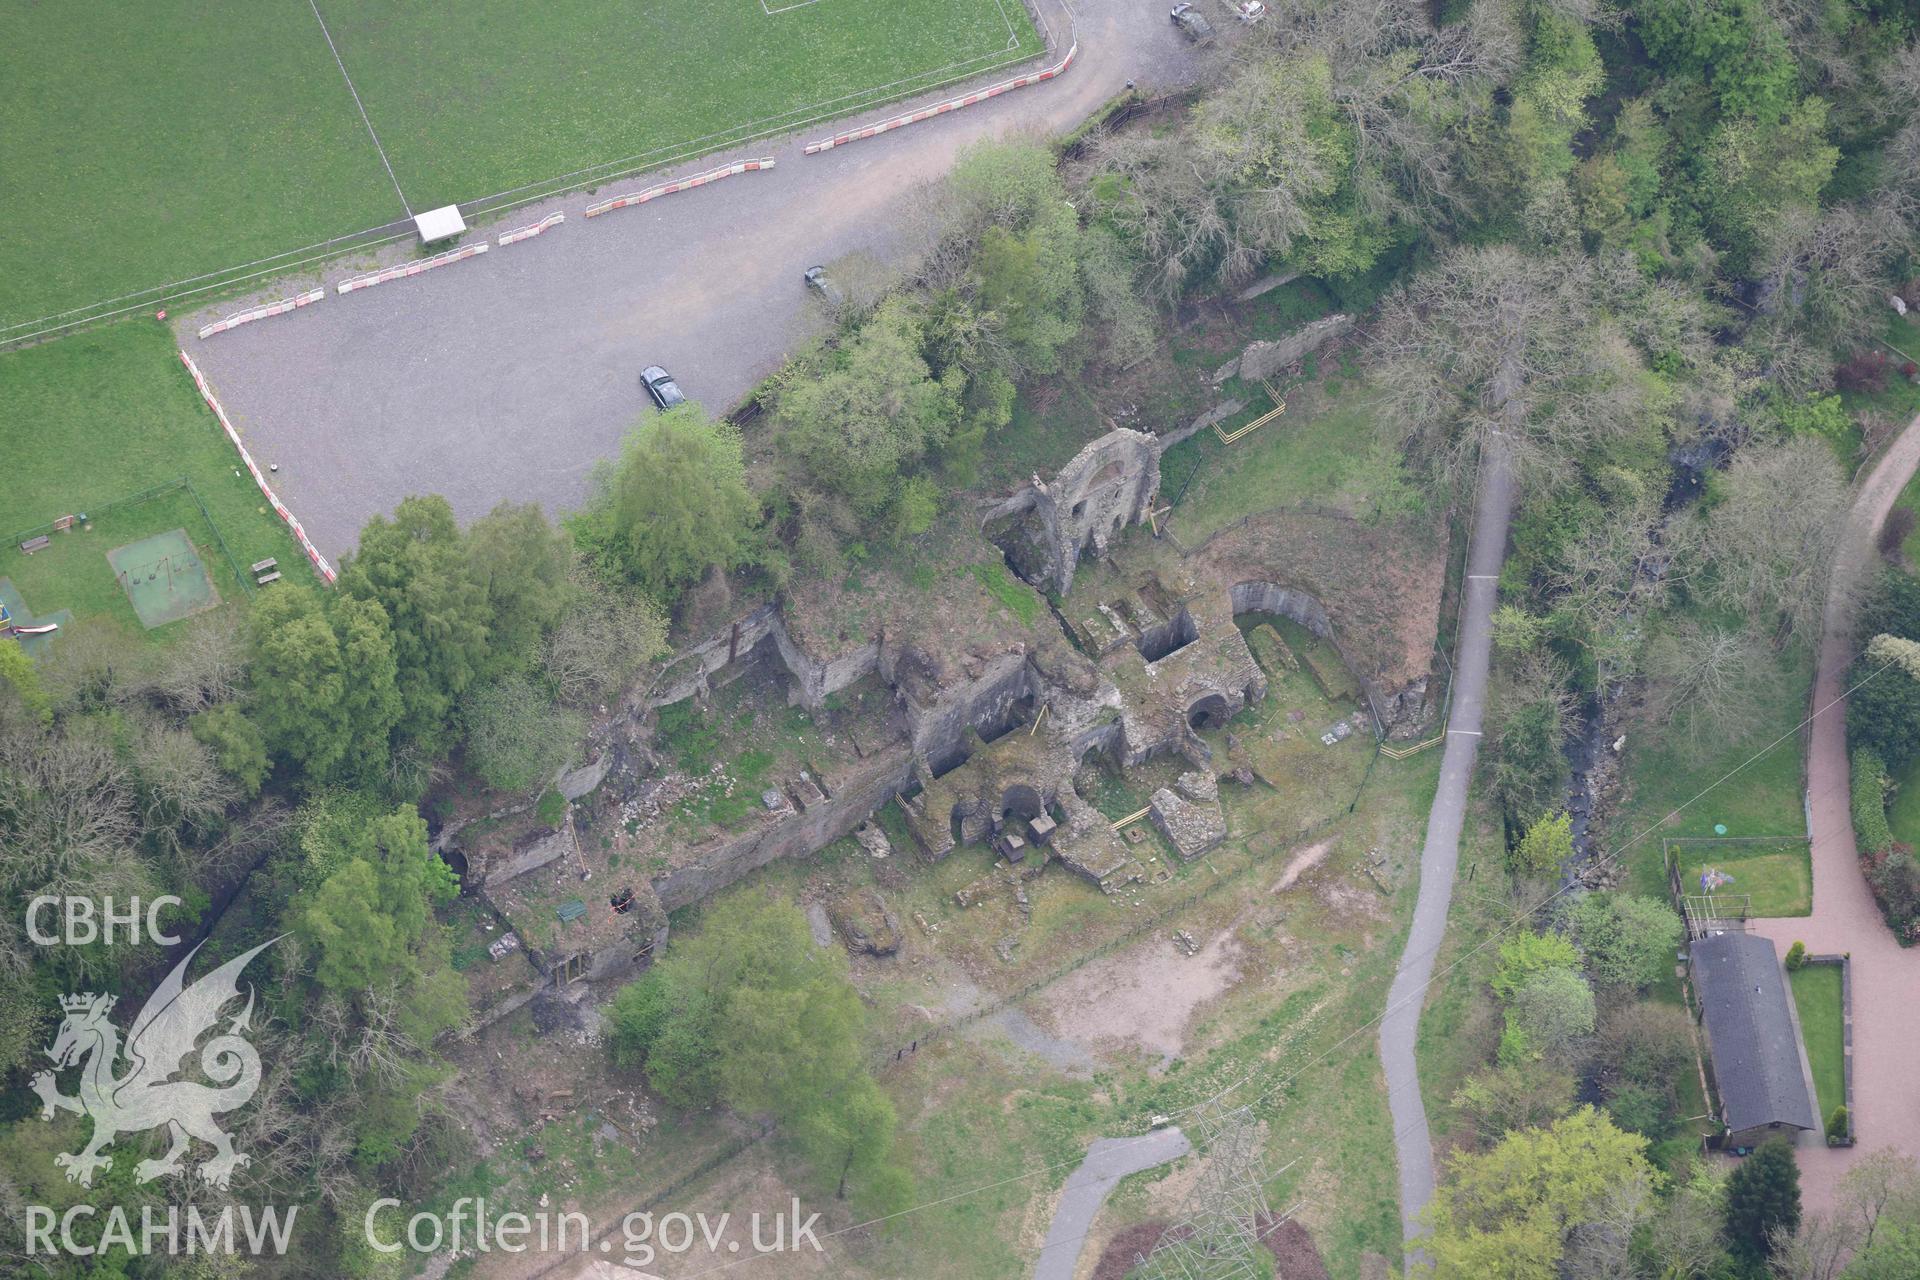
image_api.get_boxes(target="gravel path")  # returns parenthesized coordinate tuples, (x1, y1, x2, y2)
(1031, 1127, 1192, 1280)
(178, 0, 1209, 558)
(1749, 415, 1920, 1217)
(1379, 444, 1516, 1258)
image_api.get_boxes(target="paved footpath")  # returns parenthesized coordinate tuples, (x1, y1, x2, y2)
(1031, 1126, 1192, 1280)
(1750, 415, 1920, 1218)
(1380, 444, 1517, 1258)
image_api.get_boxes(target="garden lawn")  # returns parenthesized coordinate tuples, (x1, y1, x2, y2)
(1676, 843, 1813, 917)
(0, 0, 1038, 327)
(1789, 963, 1845, 1124)
(1617, 636, 1813, 902)
(0, 321, 315, 641)
(1891, 755, 1920, 849)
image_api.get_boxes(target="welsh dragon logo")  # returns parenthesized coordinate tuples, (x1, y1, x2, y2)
(31, 938, 279, 1189)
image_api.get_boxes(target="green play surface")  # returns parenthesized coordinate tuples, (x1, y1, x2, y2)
(105, 528, 220, 628)
(0, 578, 72, 659)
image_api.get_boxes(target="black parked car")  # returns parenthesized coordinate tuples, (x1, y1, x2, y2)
(1170, 2, 1214, 40)
(641, 365, 686, 410)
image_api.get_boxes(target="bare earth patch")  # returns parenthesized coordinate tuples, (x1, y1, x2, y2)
(1271, 837, 1334, 893)
(1034, 929, 1245, 1067)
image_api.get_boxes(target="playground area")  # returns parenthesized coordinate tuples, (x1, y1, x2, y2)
(105, 528, 221, 628)
(0, 580, 70, 659)
(0, 478, 250, 647)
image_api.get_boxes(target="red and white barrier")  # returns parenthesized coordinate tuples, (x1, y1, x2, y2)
(498, 211, 565, 246)
(198, 288, 325, 340)
(584, 158, 776, 218)
(177, 350, 338, 586)
(803, 43, 1078, 154)
(336, 242, 488, 295)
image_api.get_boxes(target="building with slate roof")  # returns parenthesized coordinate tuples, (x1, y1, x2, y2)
(1690, 931, 1817, 1148)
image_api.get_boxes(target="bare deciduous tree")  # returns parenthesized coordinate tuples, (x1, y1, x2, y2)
(1699, 437, 1851, 647)
(544, 563, 670, 707)
(152, 611, 249, 713)
(1372, 244, 1647, 492)
(1642, 621, 1773, 748)
(0, 723, 138, 895)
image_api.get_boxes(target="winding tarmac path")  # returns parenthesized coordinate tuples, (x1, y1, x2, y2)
(1380, 444, 1516, 1259)
(1031, 1127, 1192, 1280)
(1749, 414, 1920, 1217)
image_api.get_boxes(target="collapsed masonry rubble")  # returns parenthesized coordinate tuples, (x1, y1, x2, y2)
(453, 419, 1443, 1016)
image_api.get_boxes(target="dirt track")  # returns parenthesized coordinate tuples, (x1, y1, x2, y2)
(1749, 415, 1920, 1217)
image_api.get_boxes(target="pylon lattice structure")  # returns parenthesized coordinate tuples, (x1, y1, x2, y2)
(1130, 1101, 1278, 1280)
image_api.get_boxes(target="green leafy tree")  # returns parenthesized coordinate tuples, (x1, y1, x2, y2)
(778, 297, 963, 520)
(1503, 967, 1597, 1066)
(297, 805, 456, 992)
(1492, 930, 1583, 1003)
(607, 969, 672, 1070)
(1633, 0, 1796, 118)
(247, 586, 350, 783)
(635, 899, 905, 1206)
(1700, 99, 1839, 270)
(1420, 1107, 1658, 1279)
(1723, 1136, 1799, 1268)
(1846, 1225, 1920, 1279)
(341, 496, 492, 759)
(946, 140, 1085, 378)
(1564, 894, 1684, 992)
(465, 501, 574, 675)
(1501, 6, 1604, 203)
(188, 703, 269, 797)
(1513, 811, 1575, 878)
(0, 643, 50, 725)
(591, 404, 759, 601)
(330, 594, 405, 787)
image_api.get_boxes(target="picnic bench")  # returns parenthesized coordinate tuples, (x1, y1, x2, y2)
(255, 571, 282, 586)
(250, 557, 277, 574)
(19, 536, 50, 554)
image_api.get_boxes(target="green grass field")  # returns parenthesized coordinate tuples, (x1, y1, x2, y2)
(1676, 842, 1813, 917)
(1618, 638, 1812, 901)
(0, 322, 314, 642)
(0, 0, 1040, 328)
(1161, 395, 1395, 541)
(1789, 963, 1845, 1123)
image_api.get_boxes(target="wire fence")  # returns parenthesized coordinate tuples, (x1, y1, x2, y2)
(3, 475, 254, 600)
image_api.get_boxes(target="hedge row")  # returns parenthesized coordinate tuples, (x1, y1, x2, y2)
(1852, 746, 1895, 856)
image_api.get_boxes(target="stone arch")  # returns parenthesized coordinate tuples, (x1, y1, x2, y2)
(1228, 581, 1333, 637)
(999, 783, 1044, 823)
(1186, 693, 1233, 732)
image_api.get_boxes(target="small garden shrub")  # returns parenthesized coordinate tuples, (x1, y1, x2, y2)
(1827, 1104, 1850, 1144)
(1835, 349, 1891, 394)
(1785, 940, 1806, 971)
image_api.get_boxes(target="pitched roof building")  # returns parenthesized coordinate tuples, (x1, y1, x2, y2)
(1690, 931, 1817, 1148)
